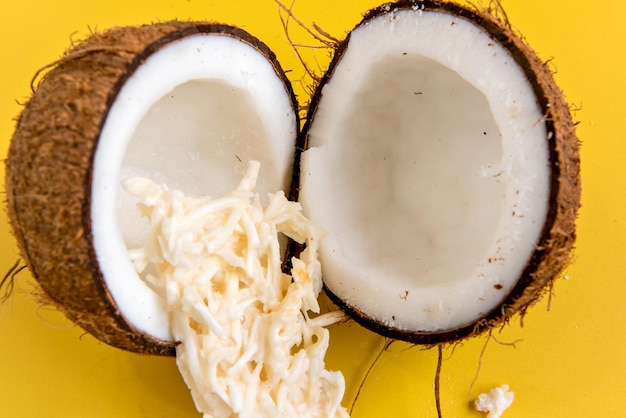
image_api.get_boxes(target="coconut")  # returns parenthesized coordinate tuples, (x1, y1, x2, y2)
(5, 0, 580, 356)
(295, 0, 580, 344)
(5, 21, 299, 355)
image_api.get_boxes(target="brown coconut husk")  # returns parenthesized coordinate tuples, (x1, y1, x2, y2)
(5, 21, 298, 355)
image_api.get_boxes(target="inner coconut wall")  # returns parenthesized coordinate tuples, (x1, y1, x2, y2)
(91, 34, 297, 341)
(300, 10, 550, 332)
(119, 79, 281, 249)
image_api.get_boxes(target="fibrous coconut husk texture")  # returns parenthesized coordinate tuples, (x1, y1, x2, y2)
(5, 21, 295, 356)
(296, 0, 581, 345)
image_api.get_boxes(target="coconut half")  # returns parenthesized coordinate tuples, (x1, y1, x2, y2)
(295, 1, 580, 344)
(6, 22, 298, 355)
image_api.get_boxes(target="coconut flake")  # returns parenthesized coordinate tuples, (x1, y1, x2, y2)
(474, 385, 515, 418)
(124, 161, 348, 418)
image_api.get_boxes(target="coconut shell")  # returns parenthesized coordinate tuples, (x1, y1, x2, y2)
(294, 0, 581, 345)
(5, 21, 298, 355)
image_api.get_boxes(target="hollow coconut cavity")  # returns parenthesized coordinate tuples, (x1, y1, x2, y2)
(296, 1, 580, 344)
(6, 22, 298, 355)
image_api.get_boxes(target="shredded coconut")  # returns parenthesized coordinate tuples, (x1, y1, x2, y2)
(474, 384, 514, 418)
(123, 160, 349, 418)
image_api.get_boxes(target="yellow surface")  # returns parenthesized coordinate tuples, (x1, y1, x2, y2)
(0, 0, 621, 417)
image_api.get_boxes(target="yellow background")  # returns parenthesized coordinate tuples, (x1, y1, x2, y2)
(0, 0, 621, 416)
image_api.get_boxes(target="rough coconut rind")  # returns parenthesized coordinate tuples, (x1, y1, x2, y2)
(5, 21, 299, 355)
(294, 0, 581, 344)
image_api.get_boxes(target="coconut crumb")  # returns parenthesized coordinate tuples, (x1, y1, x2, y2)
(473, 385, 514, 418)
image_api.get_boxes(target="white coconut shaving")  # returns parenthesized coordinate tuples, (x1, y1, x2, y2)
(474, 384, 514, 418)
(122, 160, 348, 418)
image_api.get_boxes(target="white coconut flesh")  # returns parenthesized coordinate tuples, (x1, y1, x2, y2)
(90, 34, 297, 341)
(300, 10, 550, 333)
